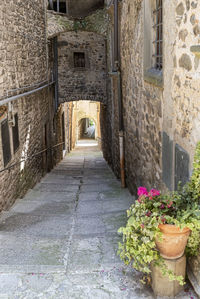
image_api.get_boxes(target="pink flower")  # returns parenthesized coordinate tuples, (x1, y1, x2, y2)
(167, 201, 173, 208)
(160, 204, 165, 209)
(161, 216, 166, 223)
(140, 224, 145, 229)
(137, 187, 148, 196)
(146, 211, 151, 217)
(150, 189, 160, 197)
(138, 199, 142, 203)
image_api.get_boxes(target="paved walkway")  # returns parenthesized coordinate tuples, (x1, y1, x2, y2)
(0, 142, 196, 298)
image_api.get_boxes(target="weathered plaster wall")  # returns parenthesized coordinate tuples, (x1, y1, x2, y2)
(172, 0, 200, 161)
(58, 31, 107, 104)
(170, 0, 200, 294)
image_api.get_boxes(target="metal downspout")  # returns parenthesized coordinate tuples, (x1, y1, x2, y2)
(49, 0, 53, 10)
(53, 36, 59, 111)
(114, 0, 125, 188)
(57, 0, 60, 12)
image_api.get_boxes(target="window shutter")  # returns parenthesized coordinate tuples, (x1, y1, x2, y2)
(12, 114, 20, 153)
(1, 119, 11, 167)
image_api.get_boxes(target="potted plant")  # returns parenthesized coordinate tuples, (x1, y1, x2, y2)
(118, 186, 200, 285)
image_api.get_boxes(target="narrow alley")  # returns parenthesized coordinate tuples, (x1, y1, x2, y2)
(1, 1, 200, 296)
(0, 142, 195, 298)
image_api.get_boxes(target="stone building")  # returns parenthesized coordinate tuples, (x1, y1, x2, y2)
(104, 0, 200, 294)
(0, 0, 71, 210)
(0, 0, 200, 295)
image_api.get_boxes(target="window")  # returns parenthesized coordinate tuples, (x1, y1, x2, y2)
(1, 119, 11, 167)
(153, 0, 163, 70)
(74, 52, 85, 68)
(143, 0, 163, 86)
(12, 114, 20, 153)
(53, 1, 67, 13)
(53, 116, 56, 134)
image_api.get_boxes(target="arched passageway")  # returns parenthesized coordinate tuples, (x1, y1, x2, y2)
(78, 118, 96, 140)
(70, 100, 101, 148)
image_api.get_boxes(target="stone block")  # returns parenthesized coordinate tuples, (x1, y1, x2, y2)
(151, 255, 186, 298)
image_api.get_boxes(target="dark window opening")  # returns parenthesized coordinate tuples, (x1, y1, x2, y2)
(1, 119, 11, 167)
(74, 52, 85, 68)
(53, 116, 56, 134)
(153, 0, 163, 70)
(53, 1, 67, 13)
(62, 112, 66, 150)
(12, 114, 20, 153)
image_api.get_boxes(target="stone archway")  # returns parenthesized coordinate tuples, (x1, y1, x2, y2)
(78, 117, 96, 140)
(71, 100, 101, 148)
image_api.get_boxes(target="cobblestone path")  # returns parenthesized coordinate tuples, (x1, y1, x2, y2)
(0, 143, 196, 298)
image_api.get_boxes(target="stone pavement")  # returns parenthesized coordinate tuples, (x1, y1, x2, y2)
(0, 142, 197, 298)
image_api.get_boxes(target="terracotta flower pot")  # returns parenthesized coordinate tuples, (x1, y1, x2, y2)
(155, 224, 191, 259)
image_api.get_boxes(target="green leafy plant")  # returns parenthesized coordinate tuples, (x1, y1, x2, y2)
(73, 19, 88, 32)
(180, 141, 200, 205)
(118, 141, 200, 287)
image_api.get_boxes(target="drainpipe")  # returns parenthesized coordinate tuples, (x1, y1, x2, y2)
(49, 0, 53, 10)
(114, 0, 125, 188)
(57, 0, 60, 12)
(53, 36, 59, 111)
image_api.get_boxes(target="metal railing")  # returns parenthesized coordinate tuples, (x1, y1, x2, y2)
(0, 81, 55, 107)
(0, 142, 64, 174)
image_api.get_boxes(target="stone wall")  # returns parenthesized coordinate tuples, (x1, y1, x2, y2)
(100, 23, 121, 179)
(57, 31, 107, 104)
(116, 0, 200, 292)
(171, 0, 200, 294)
(118, 0, 162, 193)
(172, 0, 200, 167)
(0, 0, 47, 99)
(0, 1, 68, 211)
(116, 0, 200, 194)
